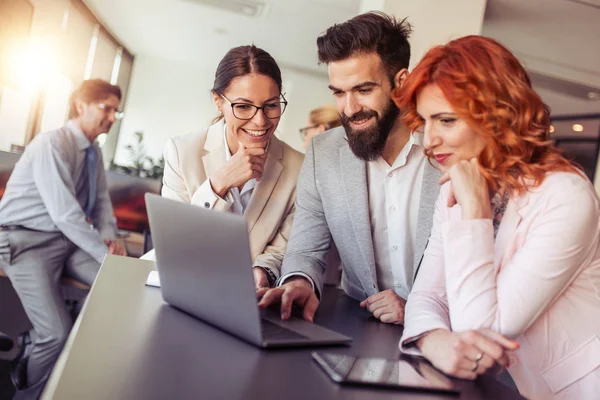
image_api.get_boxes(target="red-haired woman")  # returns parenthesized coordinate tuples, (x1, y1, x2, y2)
(393, 35, 600, 399)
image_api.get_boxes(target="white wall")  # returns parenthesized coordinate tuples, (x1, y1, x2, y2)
(114, 56, 333, 165)
(113, 55, 215, 165)
(278, 67, 334, 151)
(361, 0, 487, 69)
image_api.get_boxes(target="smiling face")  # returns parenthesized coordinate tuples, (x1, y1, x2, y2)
(328, 52, 402, 161)
(213, 73, 282, 152)
(416, 84, 486, 170)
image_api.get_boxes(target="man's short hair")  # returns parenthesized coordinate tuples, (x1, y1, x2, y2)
(68, 79, 122, 119)
(317, 12, 412, 79)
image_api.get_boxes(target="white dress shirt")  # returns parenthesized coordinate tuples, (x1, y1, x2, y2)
(368, 132, 425, 299)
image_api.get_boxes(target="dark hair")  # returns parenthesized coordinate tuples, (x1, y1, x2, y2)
(68, 79, 122, 119)
(212, 45, 282, 95)
(317, 12, 412, 78)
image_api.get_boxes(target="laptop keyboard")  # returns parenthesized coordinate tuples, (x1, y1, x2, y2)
(260, 319, 308, 341)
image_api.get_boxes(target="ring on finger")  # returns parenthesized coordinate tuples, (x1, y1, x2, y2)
(475, 352, 483, 362)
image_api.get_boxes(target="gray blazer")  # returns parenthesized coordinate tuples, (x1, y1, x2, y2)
(280, 127, 441, 301)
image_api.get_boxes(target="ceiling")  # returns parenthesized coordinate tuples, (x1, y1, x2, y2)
(85, 0, 600, 115)
(482, 0, 600, 115)
(84, 0, 361, 74)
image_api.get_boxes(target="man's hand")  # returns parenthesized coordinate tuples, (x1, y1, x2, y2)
(256, 277, 319, 322)
(417, 329, 519, 380)
(253, 267, 270, 291)
(359, 289, 406, 324)
(105, 238, 127, 256)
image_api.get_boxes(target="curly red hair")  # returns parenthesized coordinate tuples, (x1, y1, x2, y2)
(392, 35, 578, 195)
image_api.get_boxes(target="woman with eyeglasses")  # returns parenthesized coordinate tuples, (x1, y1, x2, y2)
(393, 36, 600, 399)
(299, 104, 342, 150)
(156, 45, 304, 290)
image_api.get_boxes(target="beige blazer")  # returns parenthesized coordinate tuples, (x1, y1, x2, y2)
(161, 120, 304, 279)
(401, 172, 600, 399)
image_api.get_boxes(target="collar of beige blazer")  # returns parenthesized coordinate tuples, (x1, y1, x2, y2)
(201, 120, 285, 233)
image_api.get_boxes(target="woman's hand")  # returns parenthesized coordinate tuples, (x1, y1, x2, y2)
(438, 158, 492, 220)
(210, 142, 266, 198)
(416, 329, 519, 380)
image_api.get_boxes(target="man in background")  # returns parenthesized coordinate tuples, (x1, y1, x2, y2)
(0, 79, 126, 398)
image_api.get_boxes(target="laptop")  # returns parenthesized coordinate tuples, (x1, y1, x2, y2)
(145, 193, 352, 348)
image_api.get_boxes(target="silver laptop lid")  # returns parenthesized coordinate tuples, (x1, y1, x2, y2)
(145, 194, 262, 345)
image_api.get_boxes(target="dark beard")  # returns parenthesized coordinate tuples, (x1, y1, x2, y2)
(341, 99, 400, 161)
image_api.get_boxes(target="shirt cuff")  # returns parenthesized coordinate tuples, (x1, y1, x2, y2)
(278, 272, 317, 294)
(399, 331, 431, 356)
(191, 179, 233, 209)
(99, 227, 117, 241)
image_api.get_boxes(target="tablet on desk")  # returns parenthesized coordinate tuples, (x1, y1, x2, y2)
(312, 352, 459, 395)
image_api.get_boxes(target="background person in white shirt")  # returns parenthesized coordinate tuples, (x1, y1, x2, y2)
(0, 79, 126, 399)
(257, 12, 441, 325)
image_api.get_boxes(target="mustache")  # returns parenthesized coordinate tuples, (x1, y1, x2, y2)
(343, 110, 377, 125)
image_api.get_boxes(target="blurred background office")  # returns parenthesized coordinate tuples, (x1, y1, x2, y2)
(0, 0, 599, 397)
(1, 0, 600, 204)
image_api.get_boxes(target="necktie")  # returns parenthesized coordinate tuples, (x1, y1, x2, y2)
(84, 146, 97, 220)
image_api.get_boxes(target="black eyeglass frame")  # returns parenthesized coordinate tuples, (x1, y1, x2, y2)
(220, 93, 288, 120)
(298, 125, 320, 139)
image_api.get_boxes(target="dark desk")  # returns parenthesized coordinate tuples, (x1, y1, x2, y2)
(44, 255, 522, 399)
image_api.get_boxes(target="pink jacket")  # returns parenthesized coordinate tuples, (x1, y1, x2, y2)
(401, 172, 600, 400)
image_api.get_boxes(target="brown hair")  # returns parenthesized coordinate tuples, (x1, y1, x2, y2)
(317, 11, 412, 78)
(68, 79, 121, 119)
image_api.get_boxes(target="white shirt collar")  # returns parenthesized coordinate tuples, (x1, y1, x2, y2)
(67, 120, 93, 151)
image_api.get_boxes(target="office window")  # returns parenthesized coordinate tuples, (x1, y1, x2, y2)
(0, 86, 33, 151)
(0, 0, 35, 151)
(40, 74, 72, 133)
(62, 2, 96, 84)
(101, 49, 135, 166)
(90, 28, 119, 81)
(110, 47, 123, 85)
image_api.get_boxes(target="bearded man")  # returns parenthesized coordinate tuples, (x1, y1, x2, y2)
(257, 12, 441, 325)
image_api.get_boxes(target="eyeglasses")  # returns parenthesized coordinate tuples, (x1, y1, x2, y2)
(220, 93, 287, 120)
(96, 103, 124, 120)
(298, 125, 319, 138)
